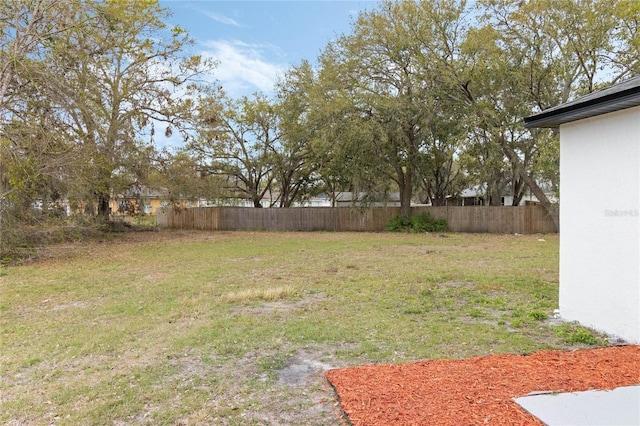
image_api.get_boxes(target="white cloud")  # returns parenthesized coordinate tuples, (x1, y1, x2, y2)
(201, 39, 286, 98)
(202, 11, 241, 28)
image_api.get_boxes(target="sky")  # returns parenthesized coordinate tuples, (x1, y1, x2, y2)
(160, 0, 379, 99)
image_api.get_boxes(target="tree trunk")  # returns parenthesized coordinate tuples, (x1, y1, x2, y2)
(502, 145, 559, 231)
(432, 195, 447, 206)
(400, 188, 412, 217)
(400, 169, 412, 218)
(512, 178, 525, 206)
(489, 186, 503, 206)
(396, 166, 413, 219)
(97, 193, 110, 219)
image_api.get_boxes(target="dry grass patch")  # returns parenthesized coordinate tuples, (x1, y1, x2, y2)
(223, 284, 297, 304)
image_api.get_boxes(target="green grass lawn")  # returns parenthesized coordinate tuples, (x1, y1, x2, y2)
(0, 231, 607, 425)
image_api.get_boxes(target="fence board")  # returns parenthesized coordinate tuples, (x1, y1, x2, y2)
(157, 205, 558, 234)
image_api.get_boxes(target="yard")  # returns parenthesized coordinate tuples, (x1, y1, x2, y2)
(0, 231, 607, 425)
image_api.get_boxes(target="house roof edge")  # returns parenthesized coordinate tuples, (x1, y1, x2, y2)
(524, 76, 640, 128)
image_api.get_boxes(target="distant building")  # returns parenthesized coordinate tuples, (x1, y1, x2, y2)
(333, 192, 400, 207)
(447, 184, 556, 207)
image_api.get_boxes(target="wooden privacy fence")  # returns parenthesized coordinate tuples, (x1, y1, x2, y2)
(157, 205, 557, 234)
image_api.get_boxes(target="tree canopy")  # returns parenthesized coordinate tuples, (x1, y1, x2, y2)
(2, 0, 639, 255)
(2, 0, 213, 222)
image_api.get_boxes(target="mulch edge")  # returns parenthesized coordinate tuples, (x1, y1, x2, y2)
(326, 345, 640, 426)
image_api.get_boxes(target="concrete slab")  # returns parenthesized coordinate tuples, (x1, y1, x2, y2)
(514, 385, 640, 426)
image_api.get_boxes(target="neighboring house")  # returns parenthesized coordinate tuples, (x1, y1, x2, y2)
(300, 193, 332, 207)
(447, 185, 556, 206)
(334, 191, 401, 207)
(110, 187, 160, 216)
(446, 186, 486, 206)
(110, 187, 200, 216)
(219, 191, 332, 208)
(525, 76, 640, 344)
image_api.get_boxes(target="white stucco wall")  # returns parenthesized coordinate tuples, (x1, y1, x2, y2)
(559, 106, 640, 344)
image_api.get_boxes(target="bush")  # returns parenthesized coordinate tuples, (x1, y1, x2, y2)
(384, 215, 412, 232)
(385, 212, 449, 233)
(411, 212, 449, 233)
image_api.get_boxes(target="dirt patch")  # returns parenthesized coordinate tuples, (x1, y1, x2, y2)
(143, 272, 171, 281)
(277, 349, 336, 386)
(326, 345, 640, 425)
(42, 300, 88, 311)
(440, 280, 475, 288)
(230, 347, 349, 426)
(233, 292, 327, 316)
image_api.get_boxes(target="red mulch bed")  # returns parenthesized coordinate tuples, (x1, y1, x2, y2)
(326, 345, 640, 425)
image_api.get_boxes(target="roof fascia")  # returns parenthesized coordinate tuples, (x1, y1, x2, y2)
(524, 85, 640, 129)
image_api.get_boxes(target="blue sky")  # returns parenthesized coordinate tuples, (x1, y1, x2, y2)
(160, 1, 379, 99)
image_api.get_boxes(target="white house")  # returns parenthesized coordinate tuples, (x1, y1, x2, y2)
(525, 76, 640, 344)
(447, 184, 557, 206)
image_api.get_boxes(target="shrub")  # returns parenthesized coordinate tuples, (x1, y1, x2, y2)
(384, 212, 449, 233)
(411, 212, 449, 233)
(384, 215, 412, 232)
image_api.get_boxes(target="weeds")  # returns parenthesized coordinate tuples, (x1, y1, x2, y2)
(528, 311, 548, 321)
(552, 322, 607, 345)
